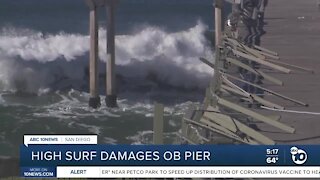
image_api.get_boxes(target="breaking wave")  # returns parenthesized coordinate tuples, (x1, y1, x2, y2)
(0, 22, 213, 94)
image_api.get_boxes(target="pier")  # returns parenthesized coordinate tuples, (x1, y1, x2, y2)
(179, 0, 320, 145)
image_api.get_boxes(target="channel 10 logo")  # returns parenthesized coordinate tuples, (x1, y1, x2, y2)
(290, 146, 307, 165)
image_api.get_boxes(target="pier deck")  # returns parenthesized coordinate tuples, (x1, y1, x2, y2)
(258, 0, 320, 144)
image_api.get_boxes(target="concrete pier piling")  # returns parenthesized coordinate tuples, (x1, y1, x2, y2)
(0, 157, 19, 178)
(153, 103, 164, 145)
(215, 0, 223, 47)
(87, 0, 101, 108)
(105, 1, 117, 108)
(211, 0, 224, 96)
(86, 0, 118, 108)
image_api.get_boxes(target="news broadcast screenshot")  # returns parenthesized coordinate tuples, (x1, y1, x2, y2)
(1, 0, 320, 179)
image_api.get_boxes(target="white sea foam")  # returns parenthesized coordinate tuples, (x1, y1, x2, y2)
(0, 28, 89, 61)
(37, 88, 51, 96)
(102, 137, 117, 145)
(0, 56, 49, 93)
(126, 130, 179, 145)
(0, 22, 213, 93)
(126, 130, 153, 145)
(76, 123, 102, 135)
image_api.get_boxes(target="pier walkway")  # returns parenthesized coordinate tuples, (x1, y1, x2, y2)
(258, 0, 320, 144)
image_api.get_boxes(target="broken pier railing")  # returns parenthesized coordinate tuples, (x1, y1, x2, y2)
(153, 0, 313, 145)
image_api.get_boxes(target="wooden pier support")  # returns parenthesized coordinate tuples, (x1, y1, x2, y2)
(105, 1, 117, 108)
(87, 0, 101, 108)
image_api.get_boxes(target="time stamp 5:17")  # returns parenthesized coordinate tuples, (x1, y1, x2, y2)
(266, 148, 279, 164)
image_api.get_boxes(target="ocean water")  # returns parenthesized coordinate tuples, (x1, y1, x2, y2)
(0, 0, 230, 157)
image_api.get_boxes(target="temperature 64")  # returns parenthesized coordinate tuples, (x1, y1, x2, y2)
(266, 156, 279, 164)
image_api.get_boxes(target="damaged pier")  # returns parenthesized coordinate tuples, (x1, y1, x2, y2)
(178, 0, 319, 145)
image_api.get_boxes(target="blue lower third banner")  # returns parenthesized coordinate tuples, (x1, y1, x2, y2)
(20, 145, 320, 178)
